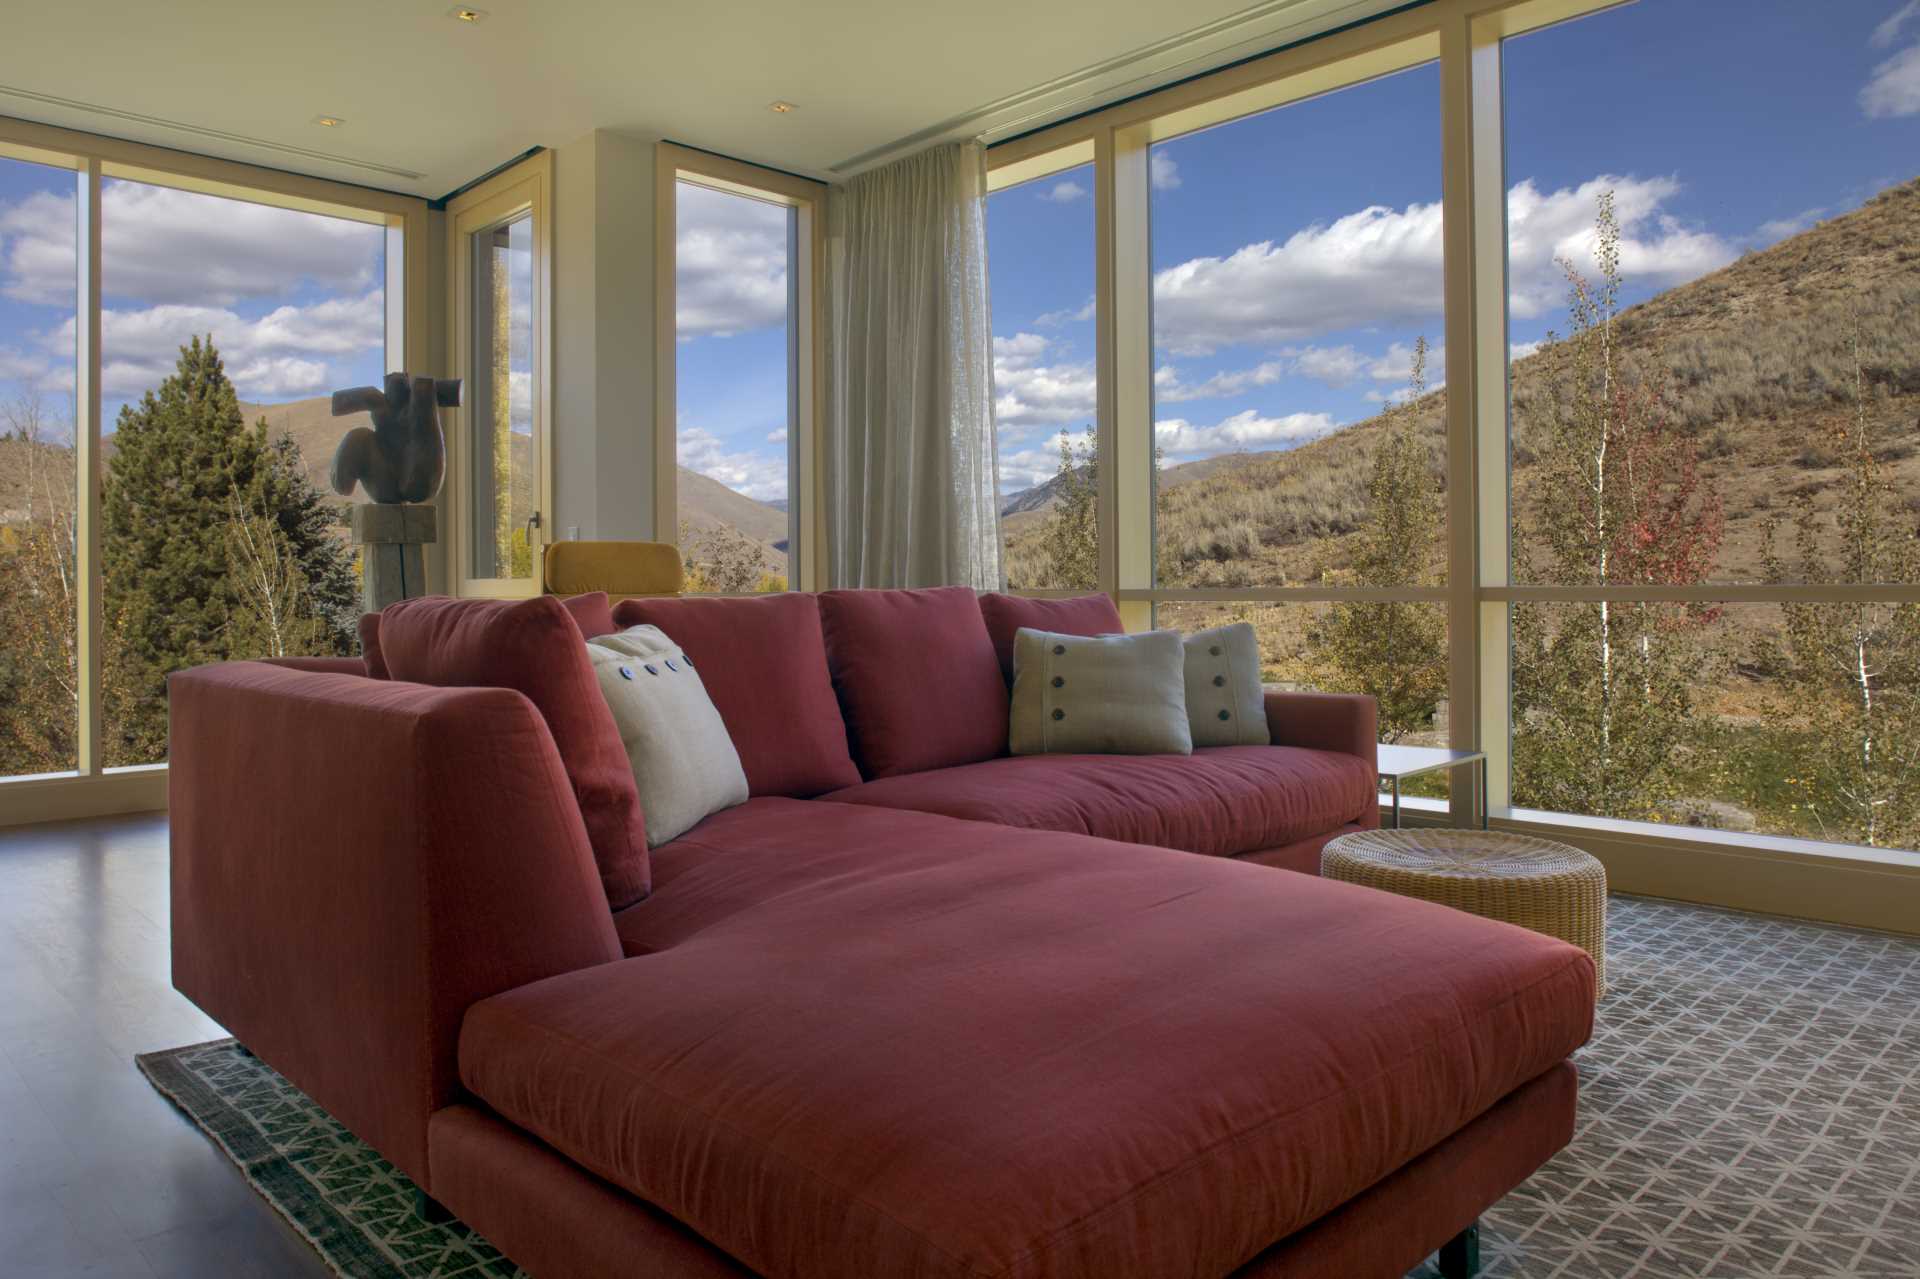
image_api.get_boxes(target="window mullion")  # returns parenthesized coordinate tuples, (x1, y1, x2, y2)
(74, 157, 103, 777)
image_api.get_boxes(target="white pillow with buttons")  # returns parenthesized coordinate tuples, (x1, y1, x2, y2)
(587, 624, 748, 846)
(1182, 622, 1270, 748)
(1008, 628, 1193, 756)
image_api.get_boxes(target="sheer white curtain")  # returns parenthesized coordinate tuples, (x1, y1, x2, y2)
(825, 142, 1002, 589)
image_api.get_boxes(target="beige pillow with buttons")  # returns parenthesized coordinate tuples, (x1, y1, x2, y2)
(1009, 628, 1193, 756)
(1184, 622, 1270, 747)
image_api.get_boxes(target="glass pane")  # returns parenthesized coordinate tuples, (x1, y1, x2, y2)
(1512, 601, 1919, 856)
(986, 160, 1099, 590)
(1149, 63, 1446, 590)
(0, 157, 80, 778)
(675, 180, 793, 594)
(1158, 599, 1453, 802)
(469, 213, 534, 580)
(1505, 0, 1920, 586)
(101, 179, 385, 766)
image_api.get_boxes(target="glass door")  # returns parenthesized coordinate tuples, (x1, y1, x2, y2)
(448, 156, 548, 595)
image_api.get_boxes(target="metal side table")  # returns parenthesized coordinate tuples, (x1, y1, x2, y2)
(1376, 744, 1489, 830)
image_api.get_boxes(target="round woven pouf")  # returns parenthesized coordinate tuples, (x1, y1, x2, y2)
(1322, 829, 1608, 1000)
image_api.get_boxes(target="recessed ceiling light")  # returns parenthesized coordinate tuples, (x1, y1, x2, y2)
(449, 5, 488, 21)
(311, 115, 344, 128)
(768, 101, 797, 114)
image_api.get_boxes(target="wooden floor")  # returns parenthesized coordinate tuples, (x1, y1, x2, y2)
(0, 813, 333, 1278)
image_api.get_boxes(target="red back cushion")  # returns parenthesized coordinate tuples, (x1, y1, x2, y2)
(359, 592, 616, 681)
(611, 593, 859, 798)
(977, 592, 1125, 685)
(818, 587, 1009, 779)
(377, 594, 649, 908)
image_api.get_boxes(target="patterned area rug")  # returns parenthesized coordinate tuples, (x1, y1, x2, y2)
(139, 895, 1920, 1279)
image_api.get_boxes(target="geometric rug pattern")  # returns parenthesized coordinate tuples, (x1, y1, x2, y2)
(140, 894, 1920, 1279)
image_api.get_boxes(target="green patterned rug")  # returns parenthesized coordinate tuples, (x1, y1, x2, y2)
(136, 1039, 523, 1278)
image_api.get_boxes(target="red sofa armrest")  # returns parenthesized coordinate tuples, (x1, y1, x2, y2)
(260, 655, 368, 676)
(1264, 690, 1378, 772)
(168, 661, 622, 1189)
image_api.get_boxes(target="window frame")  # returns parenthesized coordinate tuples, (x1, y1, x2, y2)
(445, 152, 553, 598)
(653, 142, 826, 594)
(0, 113, 429, 826)
(982, 0, 1920, 929)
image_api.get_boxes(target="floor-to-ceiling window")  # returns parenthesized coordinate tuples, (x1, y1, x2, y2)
(665, 149, 821, 593)
(984, 0, 1920, 885)
(1498, 0, 1920, 850)
(0, 154, 79, 780)
(99, 179, 388, 766)
(986, 152, 1098, 591)
(0, 121, 419, 814)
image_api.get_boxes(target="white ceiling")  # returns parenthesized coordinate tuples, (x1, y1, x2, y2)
(0, 0, 1404, 199)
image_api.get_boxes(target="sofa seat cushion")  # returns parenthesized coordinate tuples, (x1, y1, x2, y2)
(612, 594, 860, 798)
(821, 746, 1375, 859)
(465, 802, 1593, 1279)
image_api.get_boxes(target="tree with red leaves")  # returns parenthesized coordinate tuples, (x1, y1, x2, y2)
(1512, 191, 1726, 821)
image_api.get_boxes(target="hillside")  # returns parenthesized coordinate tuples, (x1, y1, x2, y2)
(3, 394, 791, 577)
(1005, 176, 1920, 590)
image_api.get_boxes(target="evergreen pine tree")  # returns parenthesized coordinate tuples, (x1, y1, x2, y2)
(101, 336, 354, 763)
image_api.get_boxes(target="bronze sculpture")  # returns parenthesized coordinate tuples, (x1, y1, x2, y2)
(329, 373, 463, 504)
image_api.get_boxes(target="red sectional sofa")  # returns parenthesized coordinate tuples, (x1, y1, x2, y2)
(169, 587, 1594, 1279)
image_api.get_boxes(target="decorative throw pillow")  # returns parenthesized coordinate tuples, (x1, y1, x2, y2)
(818, 587, 1010, 779)
(612, 593, 861, 797)
(977, 592, 1124, 685)
(1009, 628, 1192, 756)
(375, 594, 651, 908)
(1184, 622, 1270, 748)
(587, 626, 749, 847)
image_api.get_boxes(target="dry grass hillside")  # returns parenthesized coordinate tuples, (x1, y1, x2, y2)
(1006, 177, 1920, 590)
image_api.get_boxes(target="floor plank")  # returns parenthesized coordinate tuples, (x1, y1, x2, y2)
(0, 814, 332, 1278)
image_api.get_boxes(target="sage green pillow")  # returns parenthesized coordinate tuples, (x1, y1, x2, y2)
(1009, 628, 1192, 756)
(1184, 622, 1270, 748)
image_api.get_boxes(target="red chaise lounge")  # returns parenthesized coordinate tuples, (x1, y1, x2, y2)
(169, 587, 1594, 1279)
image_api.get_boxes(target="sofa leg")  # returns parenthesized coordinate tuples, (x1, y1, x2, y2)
(414, 1188, 454, 1225)
(1438, 1220, 1480, 1279)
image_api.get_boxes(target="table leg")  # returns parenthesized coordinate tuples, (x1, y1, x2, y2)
(1481, 757, 1490, 831)
(1391, 777, 1402, 830)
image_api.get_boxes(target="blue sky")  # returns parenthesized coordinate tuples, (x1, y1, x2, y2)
(988, 0, 1920, 493)
(0, 168, 385, 444)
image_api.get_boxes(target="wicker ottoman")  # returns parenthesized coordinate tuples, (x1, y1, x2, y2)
(1322, 829, 1608, 1000)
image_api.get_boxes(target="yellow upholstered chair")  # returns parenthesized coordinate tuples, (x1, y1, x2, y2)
(543, 540, 684, 601)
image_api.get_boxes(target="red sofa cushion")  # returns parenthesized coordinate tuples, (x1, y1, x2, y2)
(817, 587, 1009, 779)
(611, 593, 859, 798)
(468, 799, 1593, 1279)
(977, 592, 1124, 684)
(822, 746, 1374, 859)
(377, 594, 649, 907)
(360, 591, 617, 680)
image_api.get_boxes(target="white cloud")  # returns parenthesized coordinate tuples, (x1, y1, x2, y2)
(1151, 175, 1734, 356)
(1150, 152, 1181, 191)
(0, 180, 381, 308)
(1039, 181, 1089, 204)
(1862, 42, 1920, 117)
(766, 427, 788, 443)
(998, 429, 1082, 493)
(1873, 1, 1920, 47)
(993, 332, 1096, 431)
(1155, 409, 1337, 459)
(1510, 339, 1543, 362)
(1757, 207, 1828, 242)
(38, 290, 385, 401)
(1034, 296, 1095, 328)
(678, 424, 789, 503)
(0, 347, 54, 387)
(1154, 360, 1286, 403)
(676, 183, 788, 339)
